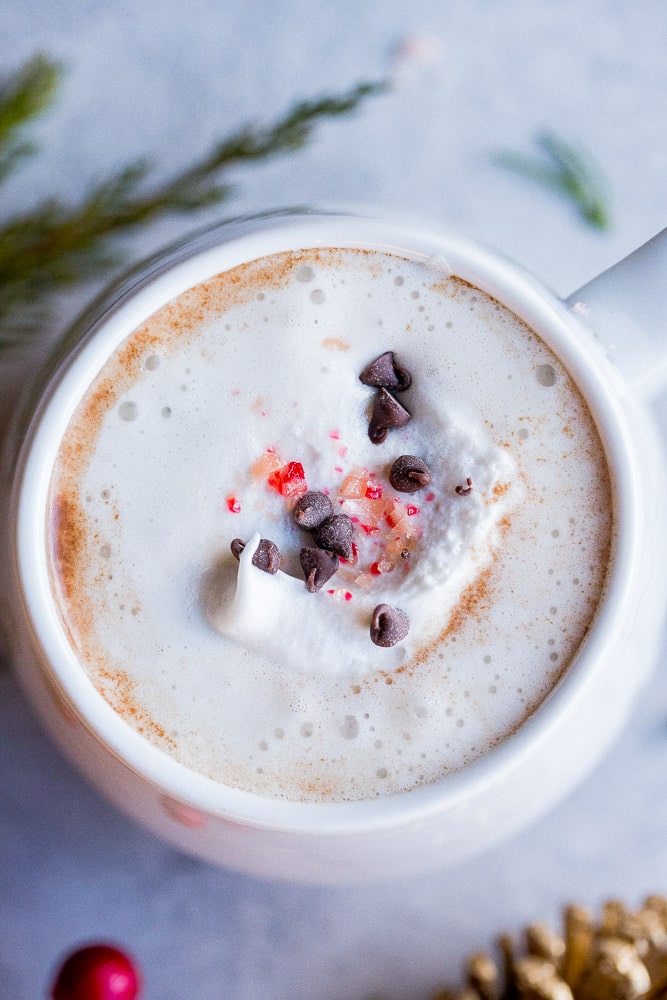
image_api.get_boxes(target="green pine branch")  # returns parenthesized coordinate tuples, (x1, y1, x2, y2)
(0, 54, 61, 147)
(0, 55, 61, 187)
(496, 130, 611, 231)
(0, 57, 385, 347)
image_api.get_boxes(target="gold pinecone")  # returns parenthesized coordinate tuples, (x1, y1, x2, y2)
(434, 897, 667, 1000)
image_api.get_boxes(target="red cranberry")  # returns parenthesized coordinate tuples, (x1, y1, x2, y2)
(51, 944, 141, 1000)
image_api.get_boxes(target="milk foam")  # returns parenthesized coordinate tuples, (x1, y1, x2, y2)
(49, 247, 613, 802)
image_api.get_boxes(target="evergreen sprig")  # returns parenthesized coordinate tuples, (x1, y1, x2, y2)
(497, 130, 611, 231)
(0, 56, 384, 347)
(0, 54, 61, 184)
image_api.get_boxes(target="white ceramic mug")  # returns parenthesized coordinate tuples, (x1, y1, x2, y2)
(2, 211, 666, 884)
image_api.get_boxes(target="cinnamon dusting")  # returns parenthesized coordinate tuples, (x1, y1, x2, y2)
(321, 337, 350, 351)
(50, 494, 87, 606)
(96, 666, 177, 750)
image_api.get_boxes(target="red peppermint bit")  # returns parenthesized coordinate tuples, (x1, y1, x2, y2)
(334, 466, 344, 473)
(327, 589, 335, 594)
(251, 450, 283, 480)
(330, 430, 340, 440)
(405, 504, 420, 516)
(386, 500, 402, 528)
(267, 462, 307, 497)
(340, 468, 368, 499)
(370, 562, 382, 576)
(360, 523, 380, 536)
(425, 492, 435, 502)
(338, 446, 348, 458)
(365, 484, 383, 500)
(226, 495, 241, 513)
(344, 591, 353, 601)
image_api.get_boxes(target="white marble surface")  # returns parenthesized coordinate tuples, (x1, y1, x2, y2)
(1, 1, 667, 997)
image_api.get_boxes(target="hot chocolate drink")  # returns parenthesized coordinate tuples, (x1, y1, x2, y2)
(47, 243, 613, 803)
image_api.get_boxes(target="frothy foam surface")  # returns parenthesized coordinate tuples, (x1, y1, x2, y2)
(48, 247, 613, 802)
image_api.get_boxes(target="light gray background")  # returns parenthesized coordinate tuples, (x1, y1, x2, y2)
(1, 2, 667, 998)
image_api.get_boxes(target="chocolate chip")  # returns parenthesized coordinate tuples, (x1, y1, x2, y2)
(455, 477, 473, 496)
(230, 538, 246, 560)
(359, 351, 412, 392)
(253, 539, 282, 573)
(368, 388, 411, 444)
(293, 491, 333, 530)
(389, 455, 432, 493)
(300, 546, 340, 592)
(230, 537, 282, 574)
(370, 604, 410, 647)
(312, 513, 354, 560)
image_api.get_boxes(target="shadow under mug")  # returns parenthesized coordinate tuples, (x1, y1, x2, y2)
(2, 211, 666, 883)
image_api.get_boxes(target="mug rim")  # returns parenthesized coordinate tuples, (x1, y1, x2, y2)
(9, 210, 641, 833)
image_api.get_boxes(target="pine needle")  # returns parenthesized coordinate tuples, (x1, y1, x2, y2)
(0, 58, 385, 348)
(0, 54, 61, 147)
(0, 55, 61, 185)
(496, 130, 611, 231)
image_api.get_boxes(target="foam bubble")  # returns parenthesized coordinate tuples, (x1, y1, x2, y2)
(118, 401, 138, 421)
(336, 717, 355, 741)
(536, 364, 557, 386)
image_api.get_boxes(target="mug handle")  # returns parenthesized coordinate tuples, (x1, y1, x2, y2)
(565, 228, 667, 397)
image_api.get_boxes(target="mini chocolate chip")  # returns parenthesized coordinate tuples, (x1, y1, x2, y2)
(230, 538, 246, 559)
(370, 604, 410, 647)
(359, 351, 412, 392)
(312, 513, 354, 559)
(252, 538, 282, 574)
(231, 537, 281, 574)
(293, 491, 333, 530)
(300, 546, 340, 592)
(368, 388, 411, 444)
(455, 477, 473, 496)
(389, 455, 432, 493)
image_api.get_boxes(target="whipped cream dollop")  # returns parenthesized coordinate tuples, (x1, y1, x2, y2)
(207, 397, 518, 677)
